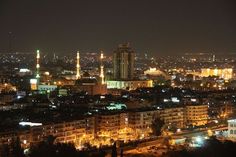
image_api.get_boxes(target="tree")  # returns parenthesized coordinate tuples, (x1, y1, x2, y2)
(0, 144, 10, 157)
(120, 148, 123, 157)
(111, 142, 117, 157)
(165, 137, 236, 157)
(83, 142, 93, 150)
(29, 141, 78, 157)
(12, 137, 25, 157)
(45, 135, 56, 145)
(98, 147, 106, 157)
(151, 117, 165, 136)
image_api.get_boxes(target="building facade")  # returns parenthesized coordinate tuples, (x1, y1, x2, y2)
(128, 110, 153, 138)
(106, 80, 153, 90)
(185, 104, 208, 126)
(201, 68, 233, 81)
(113, 43, 135, 80)
(75, 77, 107, 95)
(228, 119, 236, 139)
(158, 107, 184, 129)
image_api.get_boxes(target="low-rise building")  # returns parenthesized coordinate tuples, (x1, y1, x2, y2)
(228, 119, 236, 139)
(75, 78, 107, 95)
(17, 117, 95, 149)
(38, 84, 57, 92)
(106, 80, 153, 90)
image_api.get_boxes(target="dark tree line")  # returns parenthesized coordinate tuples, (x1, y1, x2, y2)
(164, 137, 236, 157)
(0, 136, 108, 157)
(151, 117, 165, 136)
(0, 137, 24, 157)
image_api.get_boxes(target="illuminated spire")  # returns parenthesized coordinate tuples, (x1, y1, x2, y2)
(76, 51, 81, 79)
(36, 49, 40, 79)
(212, 54, 216, 62)
(100, 51, 105, 84)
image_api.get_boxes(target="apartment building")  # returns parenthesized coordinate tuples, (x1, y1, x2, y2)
(96, 113, 121, 139)
(128, 110, 153, 138)
(228, 119, 236, 139)
(157, 106, 184, 129)
(185, 104, 208, 126)
(17, 117, 95, 149)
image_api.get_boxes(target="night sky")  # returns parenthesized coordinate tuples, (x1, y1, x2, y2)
(0, 0, 236, 55)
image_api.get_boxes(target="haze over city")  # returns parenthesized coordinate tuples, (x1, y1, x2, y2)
(0, 0, 236, 55)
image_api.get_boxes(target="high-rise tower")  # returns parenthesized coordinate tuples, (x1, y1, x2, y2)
(76, 51, 81, 79)
(113, 43, 135, 80)
(100, 51, 105, 84)
(36, 49, 40, 79)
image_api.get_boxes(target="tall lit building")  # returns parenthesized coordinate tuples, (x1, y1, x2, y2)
(113, 43, 135, 80)
(107, 43, 153, 90)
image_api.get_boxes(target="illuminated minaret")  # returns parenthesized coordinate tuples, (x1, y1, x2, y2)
(212, 54, 216, 62)
(100, 51, 105, 84)
(36, 49, 40, 79)
(76, 51, 81, 79)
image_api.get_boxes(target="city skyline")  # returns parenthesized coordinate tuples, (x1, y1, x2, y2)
(0, 0, 236, 55)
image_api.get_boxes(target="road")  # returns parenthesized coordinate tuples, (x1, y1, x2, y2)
(120, 125, 228, 157)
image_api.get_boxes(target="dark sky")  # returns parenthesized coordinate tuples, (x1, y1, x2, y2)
(0, 0, 236, 55)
